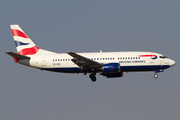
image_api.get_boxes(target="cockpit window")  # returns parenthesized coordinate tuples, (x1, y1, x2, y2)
(159, 56, 168, 59)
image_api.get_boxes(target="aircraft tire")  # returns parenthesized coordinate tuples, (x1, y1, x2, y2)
(89, 74, 96, 82)
(154, 74, 158, 78)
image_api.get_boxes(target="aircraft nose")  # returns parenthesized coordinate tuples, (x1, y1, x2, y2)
(169, 59, 176, 67)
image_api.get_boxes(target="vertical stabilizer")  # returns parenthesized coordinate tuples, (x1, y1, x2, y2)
(10, 25, 39, 55)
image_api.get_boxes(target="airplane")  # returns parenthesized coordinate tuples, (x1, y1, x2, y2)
(6, 25, 176, 82)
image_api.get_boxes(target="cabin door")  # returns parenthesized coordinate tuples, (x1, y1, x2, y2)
(149, 57, 154, 63)
(42, 57, 46, 66)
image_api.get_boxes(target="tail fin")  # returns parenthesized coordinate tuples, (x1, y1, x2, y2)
(10, 25, 39, 55)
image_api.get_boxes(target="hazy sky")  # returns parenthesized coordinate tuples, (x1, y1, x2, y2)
(0, 0, 179, 120)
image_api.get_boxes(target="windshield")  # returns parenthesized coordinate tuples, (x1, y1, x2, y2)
(159, 56, 168, 59)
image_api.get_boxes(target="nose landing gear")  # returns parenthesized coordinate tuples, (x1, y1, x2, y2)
(154, 73, 158, 78)
(154, 69, 164, 78)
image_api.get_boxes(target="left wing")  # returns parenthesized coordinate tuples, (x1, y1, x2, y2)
(66, 52, 102, 70)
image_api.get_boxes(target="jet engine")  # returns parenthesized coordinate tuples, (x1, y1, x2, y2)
(102, 63, 120, 73)
(100, 72, 123, 78)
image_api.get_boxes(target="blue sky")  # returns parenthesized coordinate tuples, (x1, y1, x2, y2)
(0, 1, 179, 120)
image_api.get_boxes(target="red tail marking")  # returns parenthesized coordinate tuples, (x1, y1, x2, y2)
(18, 46, 39, 55)
(11, 29, 29, 38)
(14, 57, 20, 63)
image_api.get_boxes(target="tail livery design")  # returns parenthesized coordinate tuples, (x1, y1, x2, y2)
(11, 25, 39, 56)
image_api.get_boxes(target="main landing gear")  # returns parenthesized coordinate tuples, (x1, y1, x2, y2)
(89, 73, 96, 82)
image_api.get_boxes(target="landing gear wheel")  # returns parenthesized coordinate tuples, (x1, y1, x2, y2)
(154, 74, 158, 78)
(89, 74, 97, 82)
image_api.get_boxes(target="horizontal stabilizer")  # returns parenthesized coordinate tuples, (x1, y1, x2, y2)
(5, 51, 30, 59)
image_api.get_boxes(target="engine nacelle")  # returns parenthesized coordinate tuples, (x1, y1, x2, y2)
(101, 72, 123, 78)
(103, 63, 120, 73)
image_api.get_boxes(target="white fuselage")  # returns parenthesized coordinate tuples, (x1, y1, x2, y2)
(18, 51, 174, 73)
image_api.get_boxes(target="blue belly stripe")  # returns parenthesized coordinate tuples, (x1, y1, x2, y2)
(43, 65, 170, 73)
